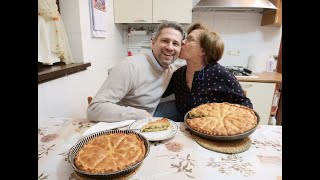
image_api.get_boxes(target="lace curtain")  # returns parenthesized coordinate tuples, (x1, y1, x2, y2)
(38, 0, 74, 65)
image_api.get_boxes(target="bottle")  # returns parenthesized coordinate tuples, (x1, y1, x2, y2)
(266, 55, 274, 72)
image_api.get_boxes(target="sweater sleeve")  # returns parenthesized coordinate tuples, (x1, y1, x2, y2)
(86, 61, 151, 122)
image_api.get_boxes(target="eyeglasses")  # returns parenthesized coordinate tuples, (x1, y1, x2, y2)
(184, 36, 198, 44)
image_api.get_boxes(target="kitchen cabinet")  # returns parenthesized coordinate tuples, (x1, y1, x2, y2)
(261, 0, 282, 26)
(114, 0, 152, 23)
(114, 0, 192, 23)
(153, 0, 192, 23)
(240, 82, 276, 125)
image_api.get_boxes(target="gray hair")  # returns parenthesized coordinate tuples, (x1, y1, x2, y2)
(153, 21, 185, 41)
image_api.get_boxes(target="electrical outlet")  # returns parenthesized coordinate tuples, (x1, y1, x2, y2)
(227, 50, 240, 56)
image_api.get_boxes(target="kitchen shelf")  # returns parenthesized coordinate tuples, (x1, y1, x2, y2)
(38, 62, 91, 84)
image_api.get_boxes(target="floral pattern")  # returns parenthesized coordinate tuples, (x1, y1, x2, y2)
(72, 120, 94, 132)
(158, 154, 196, 178)
(39, 118, 281, 180)
(206, 154, 255, 177)
(38, 173, 49, 180)
(165, 142, 183, 152)
(252, 139, 282, 151)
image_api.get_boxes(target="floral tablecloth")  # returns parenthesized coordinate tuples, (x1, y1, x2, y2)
(38, 118, 282, 180)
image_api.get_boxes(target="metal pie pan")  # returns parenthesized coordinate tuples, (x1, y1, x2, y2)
(68, 129, 150, 179)
(184, 110, 260, 141)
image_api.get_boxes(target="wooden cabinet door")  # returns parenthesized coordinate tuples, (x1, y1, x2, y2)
(153, 0, 192, 23)
(240, 82, 276, 125)
(114, 0, 152, 23)
(261, 0, 282, 26)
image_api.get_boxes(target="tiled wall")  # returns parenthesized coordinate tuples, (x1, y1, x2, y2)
(193, 11, 282, 67)
(124, 11, 282, 68)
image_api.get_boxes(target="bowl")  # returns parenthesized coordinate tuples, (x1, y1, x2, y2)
(68, 130, 150, 179)
(184, 110, 260, 141)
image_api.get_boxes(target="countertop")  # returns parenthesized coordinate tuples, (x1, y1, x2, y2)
(237, 72, 282, 83)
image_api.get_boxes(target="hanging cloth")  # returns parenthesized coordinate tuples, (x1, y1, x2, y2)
(38, 0, 74, 65)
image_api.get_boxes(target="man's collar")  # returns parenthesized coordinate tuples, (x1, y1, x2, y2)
(146, 51, 166, 72)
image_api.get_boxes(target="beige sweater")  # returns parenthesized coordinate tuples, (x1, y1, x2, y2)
(87, 51, 179, 122)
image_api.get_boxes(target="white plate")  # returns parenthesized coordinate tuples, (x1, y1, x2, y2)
(128, 117, 178, 141)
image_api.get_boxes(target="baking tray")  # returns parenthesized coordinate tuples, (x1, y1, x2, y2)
(184, 110, 260, 141)
(68, 130, 150, 179)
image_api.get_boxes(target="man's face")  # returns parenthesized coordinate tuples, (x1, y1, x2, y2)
(151, 28, 183, 68)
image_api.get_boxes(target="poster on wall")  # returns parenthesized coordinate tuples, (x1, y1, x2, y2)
(89, 0, 108, 38)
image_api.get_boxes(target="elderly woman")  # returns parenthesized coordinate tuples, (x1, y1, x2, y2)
(155, 22, 253, 122)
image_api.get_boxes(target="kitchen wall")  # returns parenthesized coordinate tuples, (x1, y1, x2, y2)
(38, 0, 127, 122)
(192, 11, 282, 67)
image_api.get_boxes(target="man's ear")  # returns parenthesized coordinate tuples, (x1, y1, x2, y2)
(151, 38, 155, 47)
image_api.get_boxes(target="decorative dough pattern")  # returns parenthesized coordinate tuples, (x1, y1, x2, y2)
(187, 103, 257, 136)
(75, 133, 146, 174)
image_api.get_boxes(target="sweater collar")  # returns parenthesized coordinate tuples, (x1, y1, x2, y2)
(146, 51, 165, 72)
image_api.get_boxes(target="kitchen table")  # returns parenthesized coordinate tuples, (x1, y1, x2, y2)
(38, 118, 282, 180)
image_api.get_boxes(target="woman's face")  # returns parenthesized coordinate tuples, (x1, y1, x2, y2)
(179, 29, 204, 61)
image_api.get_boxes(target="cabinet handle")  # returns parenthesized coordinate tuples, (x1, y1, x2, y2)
(134, 20, 147, 22)
(157, 20, 166, 22)
(241, 84, 253, 88)
(276, 16, 278, 22)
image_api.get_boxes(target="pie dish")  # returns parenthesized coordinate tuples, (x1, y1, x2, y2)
(69, 130, 149, 178)
(186, 102, 258, 139)
(141, 118, 170, 132)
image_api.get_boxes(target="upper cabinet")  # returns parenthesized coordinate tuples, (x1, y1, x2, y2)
(153, 0, 192, 24)
(261, 0, 282, 26)
(114, 0, 192, 23)
(114, 0, 152, 23)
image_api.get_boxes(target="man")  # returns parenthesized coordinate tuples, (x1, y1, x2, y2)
(87, 21, 184, 122)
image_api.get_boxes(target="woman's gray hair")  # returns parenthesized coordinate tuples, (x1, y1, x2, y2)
(153, 21, 185, 41)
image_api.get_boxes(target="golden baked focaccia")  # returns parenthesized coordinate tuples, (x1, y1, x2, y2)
(186, 102, 257, 136)
(74, 133, 146, 174)
(141, 118, 170, 132)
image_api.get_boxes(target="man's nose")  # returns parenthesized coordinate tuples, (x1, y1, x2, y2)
(166, 42, 174, 50)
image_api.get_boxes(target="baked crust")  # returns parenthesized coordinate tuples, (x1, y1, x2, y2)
(141, 118, 170, 132)
(74, 133, 146, 174)
(187, 102, 257, 136)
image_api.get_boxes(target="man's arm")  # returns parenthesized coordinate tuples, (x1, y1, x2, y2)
(87, 61, 151, 122)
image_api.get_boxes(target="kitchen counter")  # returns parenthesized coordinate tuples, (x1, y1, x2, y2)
(237, 72, 282, 83)
(38, 117, 282, 180)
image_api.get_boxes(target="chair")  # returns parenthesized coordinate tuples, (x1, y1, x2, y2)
(87, 96, 93, 104)
(243, 90, 247, 96)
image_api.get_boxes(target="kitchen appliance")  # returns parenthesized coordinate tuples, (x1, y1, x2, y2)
(247, 53, 269, 73)
(193, 0, 278, 13)
(225, 66, 252, 76)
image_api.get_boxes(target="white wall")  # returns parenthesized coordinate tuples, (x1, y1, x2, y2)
(192, 11, 282, 67)
(38, 0, 127, 122)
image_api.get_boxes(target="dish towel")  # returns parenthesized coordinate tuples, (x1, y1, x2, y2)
(82, 120, 135, 136)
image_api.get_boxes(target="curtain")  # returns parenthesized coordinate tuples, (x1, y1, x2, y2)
(38, 0, 74, 65)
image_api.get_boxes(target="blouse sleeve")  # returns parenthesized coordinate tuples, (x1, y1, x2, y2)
(223, 75, 253, 109)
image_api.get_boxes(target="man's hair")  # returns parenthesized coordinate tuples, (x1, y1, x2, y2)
(153, 21, 185, 41)
(187, 22, 224, 64)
